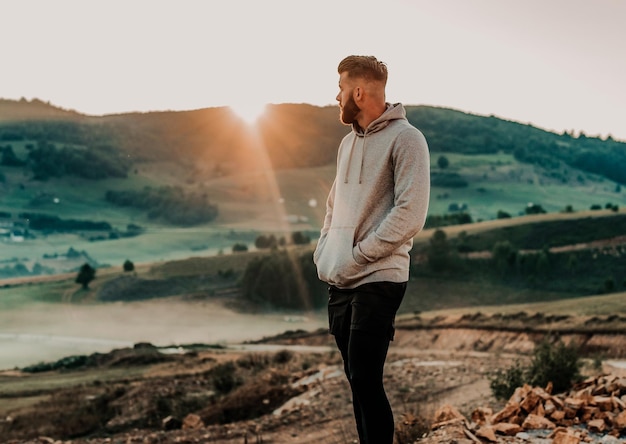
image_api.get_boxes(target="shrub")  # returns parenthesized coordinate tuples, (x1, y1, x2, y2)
(123, 259, 134, 272)
(240, 251, 327, 310)
(212, 362, 242, 394)
(527, 339, 582, 394)
(232, 243, 248, 252)
(489, 360, 525, 400)
(489, 338, 582, 400)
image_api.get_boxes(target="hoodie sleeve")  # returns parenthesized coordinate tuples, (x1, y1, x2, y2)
(353, 128, 430, 264)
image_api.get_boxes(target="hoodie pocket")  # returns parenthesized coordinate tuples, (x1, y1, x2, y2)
(315, 226, 363, 286)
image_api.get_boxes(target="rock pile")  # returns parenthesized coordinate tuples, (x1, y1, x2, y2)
(432, 374, 626, 443)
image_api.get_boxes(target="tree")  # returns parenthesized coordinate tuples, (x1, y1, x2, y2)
(291, 231, 310, 245)
(232, 243, 248, 252)
(240, 251, 326, 309)
(1, 145, 25, 166)
(75, 263, 96, 289)
(525, 203, 546, 215)
(123, 259, 135, 272)
(255, 234, 277, 249)
(492, 241, 518, 276)
(437, 155, 449, 169)
(427, 229, 453, 272)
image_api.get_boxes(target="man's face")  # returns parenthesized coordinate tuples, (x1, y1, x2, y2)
(336, 72, 360, 125)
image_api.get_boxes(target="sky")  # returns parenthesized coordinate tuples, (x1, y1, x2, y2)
(2, 0, 625, 140)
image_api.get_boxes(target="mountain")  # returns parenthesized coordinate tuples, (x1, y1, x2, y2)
(0, 98, 83, 121)
(1, 98, 625, 183)
(1, 98, 625, 279)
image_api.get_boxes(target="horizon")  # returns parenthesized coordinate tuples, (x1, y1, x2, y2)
(4, 96, 623, 143)
(2, 0, 625, 140)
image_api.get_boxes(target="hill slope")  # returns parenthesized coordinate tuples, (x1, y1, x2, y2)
(1, 98, 625, 279)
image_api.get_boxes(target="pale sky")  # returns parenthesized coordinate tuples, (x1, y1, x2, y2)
(2, 0, 625, 140)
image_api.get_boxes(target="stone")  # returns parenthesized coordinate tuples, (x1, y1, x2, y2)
(544, 399, 557, 415)
(511, 385, 533, 404)
(550, 410, 566, 422)
(587, 418, 606, 433)
(551, 429, 581, 444)
(564, 407, 579, 419)
(614, 377, 626, 392)
(531, 401, 545, 417)
(182, 413, 204, 430)
(520, 389, 542, 412)
(551, 396, 565, 409)
(614, 410, 626, 430)
(521, 413, 556, 430)
(433, 404, 465, 423)
(493, 422, 523, 436)
(475, 425, 497, 442)
(593, 396, 614, 411)
(470, 406, 493, 425)
(579, 406, 599, 423)
(564, 397, 585, 411)
(491, 402, 520, 423)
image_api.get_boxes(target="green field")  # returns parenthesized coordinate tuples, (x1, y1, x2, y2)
(428, 152, 624, 221)
(2, 151, 625, 279)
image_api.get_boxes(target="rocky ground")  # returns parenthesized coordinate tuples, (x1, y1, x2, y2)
(2, 312, 626, 444)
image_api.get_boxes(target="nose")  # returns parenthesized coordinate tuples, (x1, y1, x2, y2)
(335, 92, 341, 103)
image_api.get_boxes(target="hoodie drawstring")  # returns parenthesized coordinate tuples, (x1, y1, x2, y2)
(359, 137, 365, 184)
(343, 135, 367, 184)
(344, 136, 358, 184)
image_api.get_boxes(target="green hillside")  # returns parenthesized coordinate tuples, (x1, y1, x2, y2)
(1, 209, 625, 314)
(1, 98, 625, 281)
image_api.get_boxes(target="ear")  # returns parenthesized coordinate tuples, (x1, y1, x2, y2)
(353, 86, 363, 101)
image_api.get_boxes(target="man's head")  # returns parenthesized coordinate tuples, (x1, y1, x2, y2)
(337, 55, 388, 85)
(336, 55, 388, 127)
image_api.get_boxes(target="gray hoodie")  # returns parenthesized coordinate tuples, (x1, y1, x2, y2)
(313, 103, 430, 289)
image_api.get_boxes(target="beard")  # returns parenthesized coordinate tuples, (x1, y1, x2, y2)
(340, 94, 360, 125)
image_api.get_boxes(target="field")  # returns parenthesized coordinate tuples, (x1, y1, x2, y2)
(2, 150, 625, 278)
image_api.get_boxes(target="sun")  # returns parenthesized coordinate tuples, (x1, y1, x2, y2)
(229, 101, 268, 125)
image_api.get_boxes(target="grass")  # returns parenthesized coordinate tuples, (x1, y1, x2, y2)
(415, 291, 626, 318)
(0, 278, 78, 308)
(3, 151, 625, 279)
(428, 152, 625, 221)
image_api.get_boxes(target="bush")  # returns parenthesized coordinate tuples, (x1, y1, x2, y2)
(240, 251, 327, 310)
(489, 338, 582, 400)
(212, 362, 242, 394)
(527, 339, 582, 393)
(232, 243, 248, 252)
(123, 259, 134, 272)
(489, 360, 525, 400)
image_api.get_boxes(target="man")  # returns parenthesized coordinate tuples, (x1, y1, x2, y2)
(313, 55, 430, 444)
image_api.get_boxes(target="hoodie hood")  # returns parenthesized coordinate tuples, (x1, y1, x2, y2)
(352, 102, 407, 137)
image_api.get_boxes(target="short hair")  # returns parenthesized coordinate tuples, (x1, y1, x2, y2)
(338, 55, 388, 85)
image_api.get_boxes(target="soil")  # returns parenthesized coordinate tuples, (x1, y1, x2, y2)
(1, 313, 626, 444)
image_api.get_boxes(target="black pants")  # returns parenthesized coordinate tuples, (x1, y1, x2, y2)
(328, 281, 406, 444)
